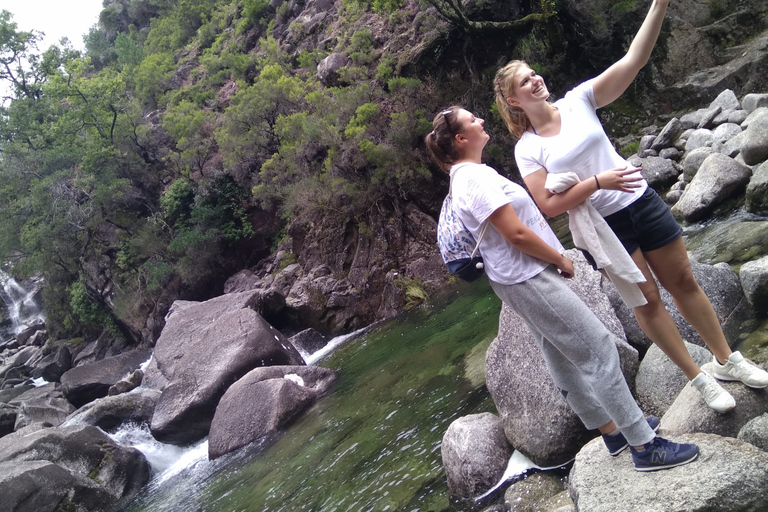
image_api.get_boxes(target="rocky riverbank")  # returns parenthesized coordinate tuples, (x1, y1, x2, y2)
(442, 90, 768, 511)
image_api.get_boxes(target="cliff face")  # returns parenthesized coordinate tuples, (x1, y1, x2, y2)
(3, 0, 767, 345)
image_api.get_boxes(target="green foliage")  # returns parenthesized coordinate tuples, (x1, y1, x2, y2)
(394, 276, 428, 309)
(244, 0, 270, 23)
(134, 52, 175, 105)
(349, 28, 374, 64)
(114, 33, 144, 67)
(387, 77, 421, 94)
(619, 140, 640, 158)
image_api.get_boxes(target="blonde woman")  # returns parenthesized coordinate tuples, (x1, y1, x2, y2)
(493, 0, 768, 413)
(425, 106, 698, 471)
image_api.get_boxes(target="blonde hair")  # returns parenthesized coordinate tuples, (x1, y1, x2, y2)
(494, 60, 532, 140)
(424, 106, 464, 172)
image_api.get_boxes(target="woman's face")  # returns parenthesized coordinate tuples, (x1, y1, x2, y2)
(509, 66, 549, 108)
(453, 109, 489, 151)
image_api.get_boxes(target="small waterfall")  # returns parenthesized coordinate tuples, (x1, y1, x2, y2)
(0, 269, 45, 341)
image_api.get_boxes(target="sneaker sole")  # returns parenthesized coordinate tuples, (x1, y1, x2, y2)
(713, 373, 768, 389)
(634, 451, 699, 472)
(608, 419, 662, 457)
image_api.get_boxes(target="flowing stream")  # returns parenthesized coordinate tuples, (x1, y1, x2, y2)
(0, 269, 45, 341)
(118, 280, 518, 511)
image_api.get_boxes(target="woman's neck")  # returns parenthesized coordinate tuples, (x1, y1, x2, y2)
(453, 150, 482, 166)
(525, 102, 559, 135)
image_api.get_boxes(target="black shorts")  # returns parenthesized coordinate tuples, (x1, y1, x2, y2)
(581, 187, 682, 270)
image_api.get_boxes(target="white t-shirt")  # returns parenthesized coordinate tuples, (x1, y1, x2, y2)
(450, 162, 563, 285)
(514, 79, 647, 217)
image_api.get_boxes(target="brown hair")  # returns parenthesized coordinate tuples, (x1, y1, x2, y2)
(424, 106, 464, 172)
(493, 60, 532, 140)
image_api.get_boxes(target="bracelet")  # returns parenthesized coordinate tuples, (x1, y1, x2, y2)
(594, 175, 601, 189)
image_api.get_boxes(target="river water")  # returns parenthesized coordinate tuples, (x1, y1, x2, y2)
(120, 280, 511, 512)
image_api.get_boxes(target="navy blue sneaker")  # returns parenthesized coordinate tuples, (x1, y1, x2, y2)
(630, 437, 699, 472)
(602, 416, 661, 456)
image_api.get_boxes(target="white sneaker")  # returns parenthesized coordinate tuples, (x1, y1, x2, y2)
(691, 372, 736, 413)
(713, 351, 768, 389)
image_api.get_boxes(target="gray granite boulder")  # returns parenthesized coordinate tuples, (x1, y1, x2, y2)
(62, 388, 161, 432)
(289, 328, 328, 355)
(0, 403, 17, 437)
(636, 342, 712, 418)
(710, 89, 741, 113)
(743, 93, 768, 114)
(738, 413, 768, 452)
(60, 349, 151, 408)
(684, 128, 714, 151)
(659, 147, 681, 161)
(722, 129, 747, 158)
(208, 365, 336, 459)
(14, 390, 75, 430)
(729, 109, 749, 125)
(442, 412, 512, 499)
(681, 146, 713, 182)
(316, 52, 349, 86)
(742, 107, 768, 130)
(631, 156, 678, 190)
(638, 134, 656, 154)
(0, 460, 114, 512)
(486, 250, 638, 467)
(651, 117, 681, 151)
(661, 363, 768, 438)
(672, 153, 752, 223)
(741, 108, 768, 165)
(746, 161, 768, 214)
(569, 433, 768, 512)
(712, 122, 742, 144)
(740, 256, 768, 313)
(150, 300, 305, 445)
(0, 425, 150, 509)
(603, 260, 742, 353)
(29, 345, 71, 383)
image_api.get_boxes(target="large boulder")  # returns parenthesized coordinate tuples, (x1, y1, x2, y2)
(13, 391, 75, 431)
(0, 403, 17, 437)
(0, 460, 114, 512)
(741, 108, 768, 165)
(60, 349, 151, 408)
(650, 117, 682, 151)
(684, 128, 714, 151)
(738, 413, 768, 452)
(603, 260, 742, 352)
(746, 161, 768, 215)
(635, 342, 712, 418)
(743, 94, 768, 114)
(61, 389, 161, 432)
(0, 425, 150, 509)
(503, 472, 571, 512)
(681, 146, 714, 182)
(0, 346, 42, 381)
(661, 363, 768, 438)
(29, 345, 72, 383)
(629, 156, 678, 190)
(569, 433, 768, 512)
(208, 365, 336, 459)
(485, 250, 638, 467)
(740, 256, 768, 313)
(672, 153, 752, 223)
(441, 413, 512, 499)
(150, 295, 304, 445)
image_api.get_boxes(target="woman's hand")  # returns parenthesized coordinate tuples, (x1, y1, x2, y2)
(595, 166, 644, 193)
(557, 256, 575, 279)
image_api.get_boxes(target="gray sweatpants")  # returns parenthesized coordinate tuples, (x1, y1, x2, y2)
(490, 266, 655, 447)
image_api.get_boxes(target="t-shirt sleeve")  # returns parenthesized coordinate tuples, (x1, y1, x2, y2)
(464, 173, 511, 224)
(566, 78, 598, 112)
(514, 136, 545, 178)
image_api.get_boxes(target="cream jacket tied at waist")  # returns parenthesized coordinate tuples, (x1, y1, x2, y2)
(544, 172, 648, 308)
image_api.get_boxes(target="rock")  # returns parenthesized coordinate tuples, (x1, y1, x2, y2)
(636, 156, 678, 190)
(29, 345, 71, 383)
(728, 109, 749, 125)
(722, 130, 747, 158)
(635, 342, 712, 418)
(569, 433, 768, 512)
(658, 147, 681, 161)
(60, 349, 151, 408)
(441, 413, 512, 499)
(503, 472, 569, 512)
(316, 52, 349, 86)
(638, 134, 656, 154)
(740, 256, 768, 313)
(680, 108, 718, 131)
(738, 413, 768, 452)
(709, 89, 741, 112)
(743, 93, 768, 113)
(681, 146, 714, 182)
(746, 162, 768, 214)
(24, 329, 48, 347)
(485, 250, 638, 467)
(650, 118, 681, 151)
(14, 388, 75, 430)
(665, 189, 683, 205)
(712, 122, 742, 144)
(603, 260, 742, 352)
(0, 403, 17, 437)
(223, 268, 261, 293)
(208, 365, 336, 459)
(150, 297, 305, 445)
(742, 107, 768, 130)
(62, 389, 161, 432)
(0, 425, 150, 509)
(288, 328, 328, 355)
(741, 108, 768, 165)
(15, 322, 45, 346)
(684, 128, 714, 151)
(108, 369, 143, 396)
(141, 356, 168, 391)
(672, 153, 752, 223)
(0, 460, 114, 512)
(72, 330, 131, 367)
(0, 346, 42, 380)
(686, 220, 768, 266)
(661, 363, 768, 437)
(0, 384, 33, 404)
